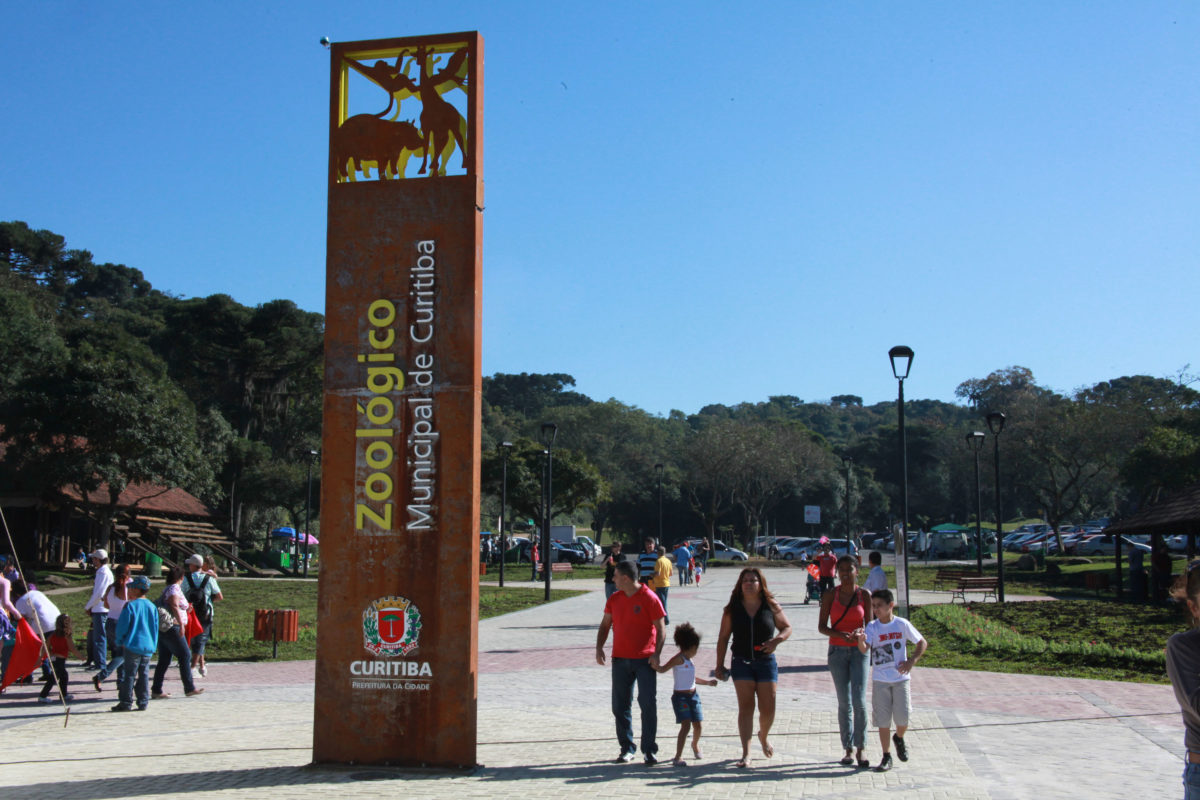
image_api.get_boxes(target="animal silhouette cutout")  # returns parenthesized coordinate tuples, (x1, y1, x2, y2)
(335, 44, 470, 181)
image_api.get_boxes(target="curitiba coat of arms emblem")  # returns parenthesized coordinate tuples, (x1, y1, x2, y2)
(362, 595, 422, 657)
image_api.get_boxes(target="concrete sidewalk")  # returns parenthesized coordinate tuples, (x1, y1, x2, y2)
(0, 567, 1183, 799)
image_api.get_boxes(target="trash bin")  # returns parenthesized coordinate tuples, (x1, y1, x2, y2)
(254, 609, 299, 657)
(144, 553, 163, 577)
(1034, 551, 1046, 569)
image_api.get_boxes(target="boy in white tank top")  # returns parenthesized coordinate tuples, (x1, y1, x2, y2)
(655, 622, 718, 766)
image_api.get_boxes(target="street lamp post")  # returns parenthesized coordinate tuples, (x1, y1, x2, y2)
(842, 456, 853, 546)
(540, 423, 558, 602)
(987, 412, 1007, 602)
(966, 432, 986, 575)
(655, 463, 664, 545)
(301, 449, 319, 578)
(889, 345, 914, 616)
(498, 442, 513, 588)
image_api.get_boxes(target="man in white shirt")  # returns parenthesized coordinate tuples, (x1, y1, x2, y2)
(13, 579, 61, 684)
(13, 579, 60, 635)
(83, 549, 114, 673)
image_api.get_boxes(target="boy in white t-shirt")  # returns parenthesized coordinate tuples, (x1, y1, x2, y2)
(854, 588, 927, 772)
(862, 551, 887, 593)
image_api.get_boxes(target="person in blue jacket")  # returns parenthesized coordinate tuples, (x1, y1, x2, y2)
(112, 576, 159, 712)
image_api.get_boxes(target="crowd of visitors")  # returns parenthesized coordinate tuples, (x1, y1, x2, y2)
(0, 551, 220, 710)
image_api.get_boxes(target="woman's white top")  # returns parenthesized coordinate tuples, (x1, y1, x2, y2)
(106, 581, 130, 620)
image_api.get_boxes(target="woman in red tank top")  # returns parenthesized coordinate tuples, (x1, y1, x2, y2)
(817, 555, 873, 768)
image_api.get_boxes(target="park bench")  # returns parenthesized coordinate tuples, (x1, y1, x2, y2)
(549, 563, 574, 579)
(950, 576, 999, 603)
(934, 569, 981, 591)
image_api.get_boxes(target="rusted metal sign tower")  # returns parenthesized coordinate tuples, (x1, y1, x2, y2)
(314, 31, 483, 768)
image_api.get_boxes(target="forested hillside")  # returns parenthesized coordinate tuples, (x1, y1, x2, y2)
(3, 221, 1197, 550)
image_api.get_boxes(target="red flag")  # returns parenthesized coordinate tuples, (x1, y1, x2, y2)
(1, 618, 45, 691)
(184, 608, 203, 643)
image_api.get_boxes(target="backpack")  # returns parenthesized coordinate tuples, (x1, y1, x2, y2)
(185, 573, 212, 626)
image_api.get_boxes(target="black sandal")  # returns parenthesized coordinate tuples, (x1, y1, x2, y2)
(839, 755, 854, 766)
(857, 758, 870, 768)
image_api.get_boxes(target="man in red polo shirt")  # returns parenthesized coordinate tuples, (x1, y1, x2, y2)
(596, 560, 666, 764)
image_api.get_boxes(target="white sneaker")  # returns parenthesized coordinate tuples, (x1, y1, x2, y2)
(37, 696, 53, 704)
(199, 665, 207, 678)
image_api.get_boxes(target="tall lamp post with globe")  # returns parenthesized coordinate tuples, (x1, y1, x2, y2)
(966, 431, 986, 575)
(889, 345, 914, 617)
(498, 441, 513, 588)
(540, 423, 558, 602)
(987, 412, 1007, 602)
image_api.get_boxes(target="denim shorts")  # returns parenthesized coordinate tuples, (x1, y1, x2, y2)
(671, 690, 703, 723)
(730, 654, 778, 683)
(1185, 761, 1200, 800)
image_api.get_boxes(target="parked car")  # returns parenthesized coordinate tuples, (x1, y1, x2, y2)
(1166, 535, 1193, 553)
(551, 540, 591, 564)
(1060, 532, 1091, 554)
(710, 540, 748, 561)
(575, 535, 600, 561)
(1019, 532, 1055, 553)
(821, 538, 859, 559)
(860, 532, 889, 549)
(754, 536, 783, 556)
(1005, 533, 1043, 552)
(1077, 534, 1151, 557)
(767, 537, 801, 559)
(1001, 531, 1028, 549)
(771, 538, 814, 561)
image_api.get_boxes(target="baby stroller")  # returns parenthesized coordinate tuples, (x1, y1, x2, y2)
(804, 561, 821, 604)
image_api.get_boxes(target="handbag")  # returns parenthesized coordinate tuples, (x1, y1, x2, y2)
(156, 604, 175, 633)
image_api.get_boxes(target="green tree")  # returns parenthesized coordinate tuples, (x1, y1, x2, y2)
(1, 326, 214, 548)
(480, 439, 607, 531)
(482, 373, 591, 418)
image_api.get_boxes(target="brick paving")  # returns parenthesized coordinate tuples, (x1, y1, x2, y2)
(0, 567, 1183, 799)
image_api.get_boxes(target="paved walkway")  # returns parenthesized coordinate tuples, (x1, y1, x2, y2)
(0, 568, 1183, 799)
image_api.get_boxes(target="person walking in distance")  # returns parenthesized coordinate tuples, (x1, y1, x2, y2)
(91, 564, 132, 692)
(603, 542, 624, 599)
(111, 576, 159, 712)
(652, 546, 673, 625)
(637, 537, 659, 585)
(673, 541, 692, 586)
(38, 614, 81, 704)
(596, 561, 666, 765)
(815, 542, 838, 597)
(83, 549, 114, 674)
(862, 551, 887, 594)
(184, 554, 223, 678)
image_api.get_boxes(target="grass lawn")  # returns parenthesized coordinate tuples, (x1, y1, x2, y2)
(911, 598, 1183, 683)
(61, 579, 586, 662)
(883, 555, 1179, 597)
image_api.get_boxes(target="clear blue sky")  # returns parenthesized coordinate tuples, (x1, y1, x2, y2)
(5, 2, 1198, 417)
